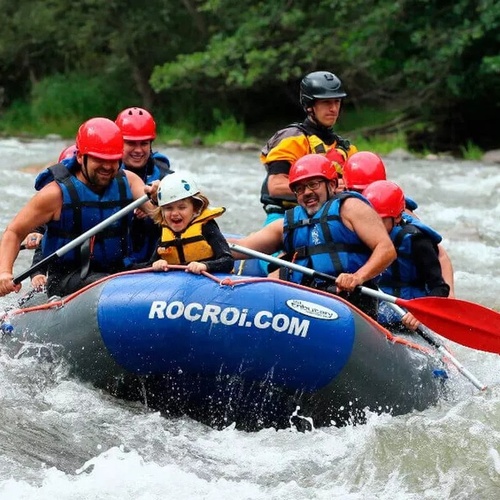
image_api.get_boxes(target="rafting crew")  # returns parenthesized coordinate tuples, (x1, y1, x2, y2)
(21, 107, 174, 292)
(0, 107, 453, 332)
(362, 180, 450, 330)
(231, 154, 396, 317)
(143, 171, 234, 275)
(0, 117, 158, 298)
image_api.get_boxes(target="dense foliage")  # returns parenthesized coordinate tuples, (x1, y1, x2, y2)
(0, 0, 498, 152)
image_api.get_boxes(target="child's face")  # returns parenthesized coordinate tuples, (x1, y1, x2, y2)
(161, 197, 197, 232)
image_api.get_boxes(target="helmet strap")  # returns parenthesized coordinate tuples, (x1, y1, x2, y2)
(81, 155, 98, 188)
(81, 155, 91, 183)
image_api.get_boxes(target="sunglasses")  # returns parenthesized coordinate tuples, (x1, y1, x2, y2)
(292, 180, 325, 196)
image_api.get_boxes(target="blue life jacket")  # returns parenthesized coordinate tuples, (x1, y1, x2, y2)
(41, 162, 134, 274)
(401, 213, 442, 244)
(283, 192, 372, 285)
(35, 157, 77, 191)
(404, 196, 418, 211)
(379, 223, 428, 300)
(121, 151, 174, 262)
(150, 151, 172, 178)
(379, 215, 443, 300)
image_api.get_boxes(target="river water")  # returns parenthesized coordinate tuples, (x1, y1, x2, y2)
(0, 138, 499, 499)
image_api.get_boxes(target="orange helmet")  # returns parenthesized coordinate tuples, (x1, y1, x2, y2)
(115, 107, 156, 141)
(362, 180, 405, 218)
(58, 143, 77, 162)
(289, 154, 338, 188)
(343, 151, 386, 190)
(76, 118, 124, 160)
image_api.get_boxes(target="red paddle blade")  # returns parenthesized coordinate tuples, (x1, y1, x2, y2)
(396, 296, 500, 354)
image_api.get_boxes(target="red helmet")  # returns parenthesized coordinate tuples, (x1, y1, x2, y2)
(58, 143, 77, 162)
(343, 151, 386, 190)
(115, 107, 156, 141)
(76, 118, 124, 160)
(289, 154, 338, 188)
(362, 180, 405, 218)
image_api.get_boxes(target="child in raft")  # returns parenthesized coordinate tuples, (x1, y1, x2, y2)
(149, 171, 234, 274)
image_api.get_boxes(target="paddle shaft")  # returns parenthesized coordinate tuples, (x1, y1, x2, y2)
(231, 243, 411, 304)
(13, 194, 149, 284)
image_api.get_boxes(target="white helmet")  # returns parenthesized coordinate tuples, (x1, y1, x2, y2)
(157, 172, 200, 206)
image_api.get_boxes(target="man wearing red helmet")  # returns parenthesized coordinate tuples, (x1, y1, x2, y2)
(115, 107, 174, 262)
(362, 180, 449, 330)
(233, 154, 396, 316)
(20, 142, 85, 290)
(259, 71, 358, 226)
(115, 107, 172, 179)
(0, 117, 157, 298)
(343, 151, 455, 297)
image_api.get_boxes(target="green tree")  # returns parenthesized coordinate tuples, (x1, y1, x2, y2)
(0, 0, 204, 110)
(0, 0, 498, 149)
(150, 0, 500, 150)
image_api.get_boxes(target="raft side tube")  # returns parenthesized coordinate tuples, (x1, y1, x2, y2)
(97, 272, 357, 393)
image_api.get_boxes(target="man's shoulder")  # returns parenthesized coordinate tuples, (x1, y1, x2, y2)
(123, 169, 140, 182)
(34, 180, 64, 212)
(267, 123, 307, 141)
(337, 192, 373, 217)
(38, 179, 62, 194)
(261, 124, 311, 162)
(338, 191, 369, 205)
(263, 122, 306, 146)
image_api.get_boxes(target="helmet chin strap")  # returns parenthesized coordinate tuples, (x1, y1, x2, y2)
(81, 155, 98, 188)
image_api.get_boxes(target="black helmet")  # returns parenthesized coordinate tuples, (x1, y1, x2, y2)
(300, 71, 347, 110)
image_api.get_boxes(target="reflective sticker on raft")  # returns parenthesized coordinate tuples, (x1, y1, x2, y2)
(286, 299, 339, 320)
(148, 301, 310, 337)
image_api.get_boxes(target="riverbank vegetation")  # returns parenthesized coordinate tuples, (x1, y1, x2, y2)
(0, 0, 498, 158)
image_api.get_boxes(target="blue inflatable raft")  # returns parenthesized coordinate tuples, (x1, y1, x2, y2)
(1, 270, 447, 430)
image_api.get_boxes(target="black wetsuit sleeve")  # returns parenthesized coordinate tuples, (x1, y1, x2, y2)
(202, 220, 234, 273)
(412, 235, 450, 297)
(267, 160, 292, 176)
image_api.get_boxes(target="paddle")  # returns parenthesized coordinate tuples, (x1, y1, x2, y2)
(229, 243, 500, 355)
(13, 194, 150, 284)
(383, 301, 486, 390)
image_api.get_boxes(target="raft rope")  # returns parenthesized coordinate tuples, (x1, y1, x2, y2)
(0, 268, 439, 359)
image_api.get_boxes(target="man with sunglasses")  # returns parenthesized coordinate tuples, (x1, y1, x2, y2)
(232, 154, 395, 316)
